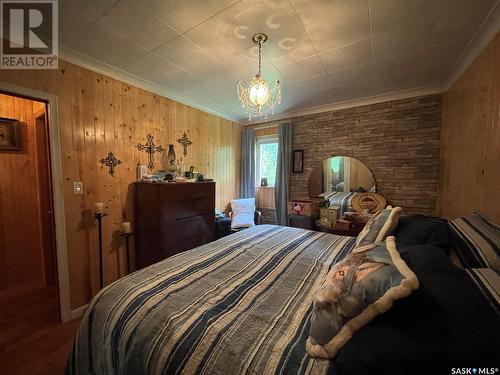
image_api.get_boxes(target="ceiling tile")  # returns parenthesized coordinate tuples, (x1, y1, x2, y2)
(185, 0, 302, 57)
(267, 37, 318, 66)
(222, 0, 298, 40)
(319, 39, 372, 74)
(56, 0, 497, 123)
(218, 50, 264, 77)
(416, 41, 467, 86)
(166, 63, 239, 94)
(140, 0, 239, 34)
(274, 55, 325, 81)
(431, 0, 497, 43)
(192, 82, 240, 103)
(327, 64, 375, 87)
(125, 52, 189, 87)
(154, 36, 217, 72)
(370, 0, 446, 35)
(200, 102, 243, 120)
(372, 20, 435, 60)
(60, 3, 96, 47)
(214, 96, 244, 112)
(73, 22, 149, 68)
(293, 74, 336, 94)
(60, 0, 118, 20)
(371, 51, 423, 81)
(184, 15, 259, 75)
(292, 0, 370, 53)
(98, 0, 179, 50)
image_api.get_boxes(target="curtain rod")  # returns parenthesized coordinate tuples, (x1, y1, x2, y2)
(245, 123, 279, 130)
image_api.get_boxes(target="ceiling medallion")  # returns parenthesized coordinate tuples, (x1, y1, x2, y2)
(237, 33, 281, 121)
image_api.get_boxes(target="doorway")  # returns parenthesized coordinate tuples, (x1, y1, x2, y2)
(0, 93, 59, 316)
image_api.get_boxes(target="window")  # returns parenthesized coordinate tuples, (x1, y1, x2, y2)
(256, 136, 278, 187)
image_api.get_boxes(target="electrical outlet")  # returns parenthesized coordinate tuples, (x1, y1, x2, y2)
(73, 181, 84, 195)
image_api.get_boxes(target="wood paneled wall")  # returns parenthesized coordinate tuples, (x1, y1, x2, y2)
(255, 187, 275, 209)
(0, 94, 45, 291)
(0, 60, 242, 309)
(439, 33, 500, 222)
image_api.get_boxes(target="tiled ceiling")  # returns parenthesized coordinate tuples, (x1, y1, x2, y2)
(60, 0, 500, 123)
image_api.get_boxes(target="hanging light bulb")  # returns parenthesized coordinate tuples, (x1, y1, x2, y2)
(237, 33, 281, 121)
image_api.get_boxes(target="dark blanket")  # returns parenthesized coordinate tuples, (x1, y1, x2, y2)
(330, 244, 500, 375)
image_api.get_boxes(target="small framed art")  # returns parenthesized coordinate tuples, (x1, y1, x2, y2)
(292, 149, 304, 173)
(0, 118, 21, 151)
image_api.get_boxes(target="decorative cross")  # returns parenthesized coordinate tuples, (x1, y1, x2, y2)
(177, 132, 192, 157)
(136, 133, 164, 170)
(100, 152, 121, 177)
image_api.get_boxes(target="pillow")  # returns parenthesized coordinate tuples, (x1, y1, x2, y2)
(230, 198, 256, 229)
(356, 206, 402, 249)
(449, 212, 500, 270)
(393, 214, 452, 252)
(306, 236, 419, 359)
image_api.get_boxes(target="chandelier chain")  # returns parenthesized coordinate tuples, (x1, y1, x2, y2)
(258, 39, 262, 75)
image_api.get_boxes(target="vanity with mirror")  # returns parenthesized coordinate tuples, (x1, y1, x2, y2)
(307, 156, 386, 236)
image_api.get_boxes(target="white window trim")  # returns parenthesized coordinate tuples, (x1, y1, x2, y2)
(255, 135, 278, 187)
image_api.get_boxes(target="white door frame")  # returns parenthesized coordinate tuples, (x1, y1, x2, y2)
(0, 80, 72, 322)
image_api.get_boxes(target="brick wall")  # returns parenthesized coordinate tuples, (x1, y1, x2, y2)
(290, 95, 442, 215)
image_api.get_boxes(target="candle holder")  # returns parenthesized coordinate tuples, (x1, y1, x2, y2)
(94, 212, 108, 290)
(119, 232, 133, 274)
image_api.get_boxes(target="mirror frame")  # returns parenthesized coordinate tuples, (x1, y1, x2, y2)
(308, 155, 377, 197)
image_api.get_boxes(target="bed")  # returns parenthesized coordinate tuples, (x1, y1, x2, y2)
(67, 224, 499, 375)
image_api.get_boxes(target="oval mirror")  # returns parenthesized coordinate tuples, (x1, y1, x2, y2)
(308, 156, 375, 197)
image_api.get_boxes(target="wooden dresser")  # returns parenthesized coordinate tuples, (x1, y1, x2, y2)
(134, 181, 215, 270)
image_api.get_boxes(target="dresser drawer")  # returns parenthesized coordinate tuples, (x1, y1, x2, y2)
(171, 213, 213, 241)
(134, 181, 216, 270)
(166, 196, 214, 220)
(162, 182, 215, 201)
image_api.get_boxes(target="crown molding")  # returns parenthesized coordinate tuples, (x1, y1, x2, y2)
(444, 2, 500, 91)
(59, 46, 240, 123)
(245, 85, 445, 125)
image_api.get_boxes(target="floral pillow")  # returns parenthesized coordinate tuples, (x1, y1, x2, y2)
(307, 236, 419, 359)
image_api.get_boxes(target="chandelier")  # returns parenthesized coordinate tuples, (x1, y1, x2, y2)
(237, 33, 281, 121)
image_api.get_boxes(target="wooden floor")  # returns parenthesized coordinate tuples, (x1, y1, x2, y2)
(0, 285, 80, 375)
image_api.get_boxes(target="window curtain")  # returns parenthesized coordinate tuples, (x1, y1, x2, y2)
(274, 122, 292, 225)
(240, 127, 256, 198)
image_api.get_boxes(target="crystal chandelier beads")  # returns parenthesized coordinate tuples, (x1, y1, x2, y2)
(237, 33, 281, 121)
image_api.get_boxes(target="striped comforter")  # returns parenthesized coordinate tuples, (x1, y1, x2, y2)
(67, 225, 356, 375)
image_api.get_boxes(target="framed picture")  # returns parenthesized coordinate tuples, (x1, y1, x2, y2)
(292, 149, 304, 173)
(0, 117, 21, 151)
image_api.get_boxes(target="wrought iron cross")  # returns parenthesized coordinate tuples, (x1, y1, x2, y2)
(177, 132, 192, 157)
(136, 134, 164, 170)
(100, 152, 121, 177)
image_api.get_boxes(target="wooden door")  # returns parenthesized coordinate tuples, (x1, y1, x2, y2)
(35, 111, 57, 287)
(0, 94, 57, 293)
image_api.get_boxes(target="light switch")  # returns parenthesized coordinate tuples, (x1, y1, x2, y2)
(73, 181, 84, 195)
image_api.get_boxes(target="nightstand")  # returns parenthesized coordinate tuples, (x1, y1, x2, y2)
(315, 212, 373, 237)
(315, 221, 365, 237)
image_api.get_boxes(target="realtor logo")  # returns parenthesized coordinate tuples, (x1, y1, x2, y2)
(1, 0, 58, 69)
